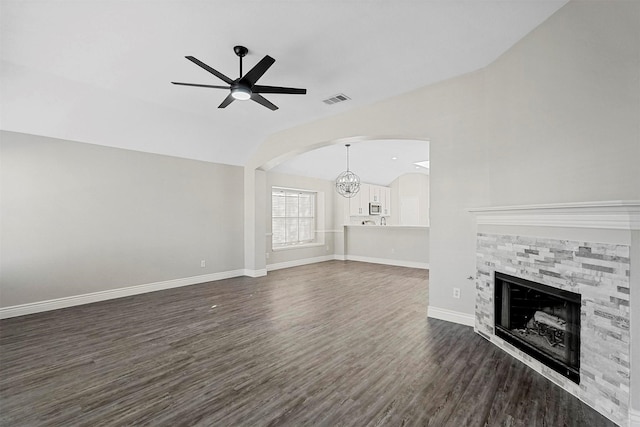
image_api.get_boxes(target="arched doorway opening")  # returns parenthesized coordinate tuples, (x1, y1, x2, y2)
(245, 136, 430, 275)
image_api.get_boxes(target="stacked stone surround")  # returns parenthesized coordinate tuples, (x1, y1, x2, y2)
(475, 233, 630, 426)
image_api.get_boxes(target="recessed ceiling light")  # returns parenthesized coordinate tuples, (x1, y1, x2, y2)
(392, 157, 398, 160)
(414, 160, 430, 169)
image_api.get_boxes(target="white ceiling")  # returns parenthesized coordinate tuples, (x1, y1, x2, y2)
(0, 0, 567, 178)
(272, 139, 429, 186)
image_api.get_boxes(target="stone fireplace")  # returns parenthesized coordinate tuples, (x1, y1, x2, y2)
(470, 201, 639, 427)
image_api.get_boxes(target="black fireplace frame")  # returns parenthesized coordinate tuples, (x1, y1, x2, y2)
(494, 272, 581, 384)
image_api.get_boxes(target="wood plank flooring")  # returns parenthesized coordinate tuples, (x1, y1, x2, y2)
(0, 261, 617, 426)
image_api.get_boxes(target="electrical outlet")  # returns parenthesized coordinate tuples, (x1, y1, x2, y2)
(266, 252, 270, 259)
(326, 245, 329, 251)
(391, 248, 395, 254)
(200, 260, 206, 268)
(453, 288, 461, 299)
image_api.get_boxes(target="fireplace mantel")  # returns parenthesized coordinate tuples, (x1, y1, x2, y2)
(469, 200, 640, 230)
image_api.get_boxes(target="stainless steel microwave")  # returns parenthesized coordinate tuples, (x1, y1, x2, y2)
(369, 203, 382, 215)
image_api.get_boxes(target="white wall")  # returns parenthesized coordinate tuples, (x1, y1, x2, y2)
(0, 131, 245, 308)
(389, 173, 429, 226)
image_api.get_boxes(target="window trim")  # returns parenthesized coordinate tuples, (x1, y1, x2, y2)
(271, 186, 318, 249)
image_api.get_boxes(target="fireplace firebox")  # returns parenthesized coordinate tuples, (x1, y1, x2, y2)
(494, 272, 581, 383)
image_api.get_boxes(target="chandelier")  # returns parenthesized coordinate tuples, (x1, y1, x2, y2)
(335, 144, 361, 198)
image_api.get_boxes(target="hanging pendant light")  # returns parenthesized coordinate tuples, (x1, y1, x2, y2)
(335, 144, 361, 198)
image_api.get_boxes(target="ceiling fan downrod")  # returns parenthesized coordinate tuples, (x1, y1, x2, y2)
(233, 45, 248, 78)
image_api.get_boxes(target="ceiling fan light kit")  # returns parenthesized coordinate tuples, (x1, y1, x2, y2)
(231, 85, 251, 100)
(172, 45, 306, 111)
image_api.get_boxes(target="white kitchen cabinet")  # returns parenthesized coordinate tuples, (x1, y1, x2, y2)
(370, 184, 391, 216)
(349, 190, 362, 216)
(381, 186, 391, 216)
(349, 183, 370, 216)
(369, 185, 381, 203)
(347, 183, 393, 217)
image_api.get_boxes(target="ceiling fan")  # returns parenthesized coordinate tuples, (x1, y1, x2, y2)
(171, 46, 307, 111)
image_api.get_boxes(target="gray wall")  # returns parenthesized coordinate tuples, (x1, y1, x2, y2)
(1, 131, 245, 307)
(483, 2, 639, 204)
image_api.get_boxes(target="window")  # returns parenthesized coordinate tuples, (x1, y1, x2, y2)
(272, 187, 316, 248)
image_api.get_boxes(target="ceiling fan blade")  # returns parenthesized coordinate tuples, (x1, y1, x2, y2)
(218, 94, 235, 108)
(251, 94, 278, 111)
(252, 85, 307, 95)
(172, 82, 230, 90)
(185, 56, 234, 84)
(241, 55, 275, 86)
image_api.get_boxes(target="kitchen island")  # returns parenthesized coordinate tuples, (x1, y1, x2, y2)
(343, 225, 429, 269)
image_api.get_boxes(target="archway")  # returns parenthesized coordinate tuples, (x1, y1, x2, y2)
(243, 135, 430, 276)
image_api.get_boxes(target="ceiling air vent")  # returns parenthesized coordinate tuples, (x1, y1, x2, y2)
(322, 93, 351, 105)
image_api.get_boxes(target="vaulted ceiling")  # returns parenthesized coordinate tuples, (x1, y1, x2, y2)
(1, 0, 567, 177)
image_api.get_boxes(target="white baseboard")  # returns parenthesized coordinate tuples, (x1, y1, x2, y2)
(243, 268, 267, 278)
(267, 255, 335, 272)
(0, 269, 246, 319)
(630, 408, 640, 427)
(345, 255, 429, 270)
(427, 305, 475, 327)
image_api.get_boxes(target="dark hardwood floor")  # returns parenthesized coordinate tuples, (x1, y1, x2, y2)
(0, 261, 616, 426)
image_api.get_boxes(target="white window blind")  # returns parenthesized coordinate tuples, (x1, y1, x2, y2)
(272, 188, 316, 248)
